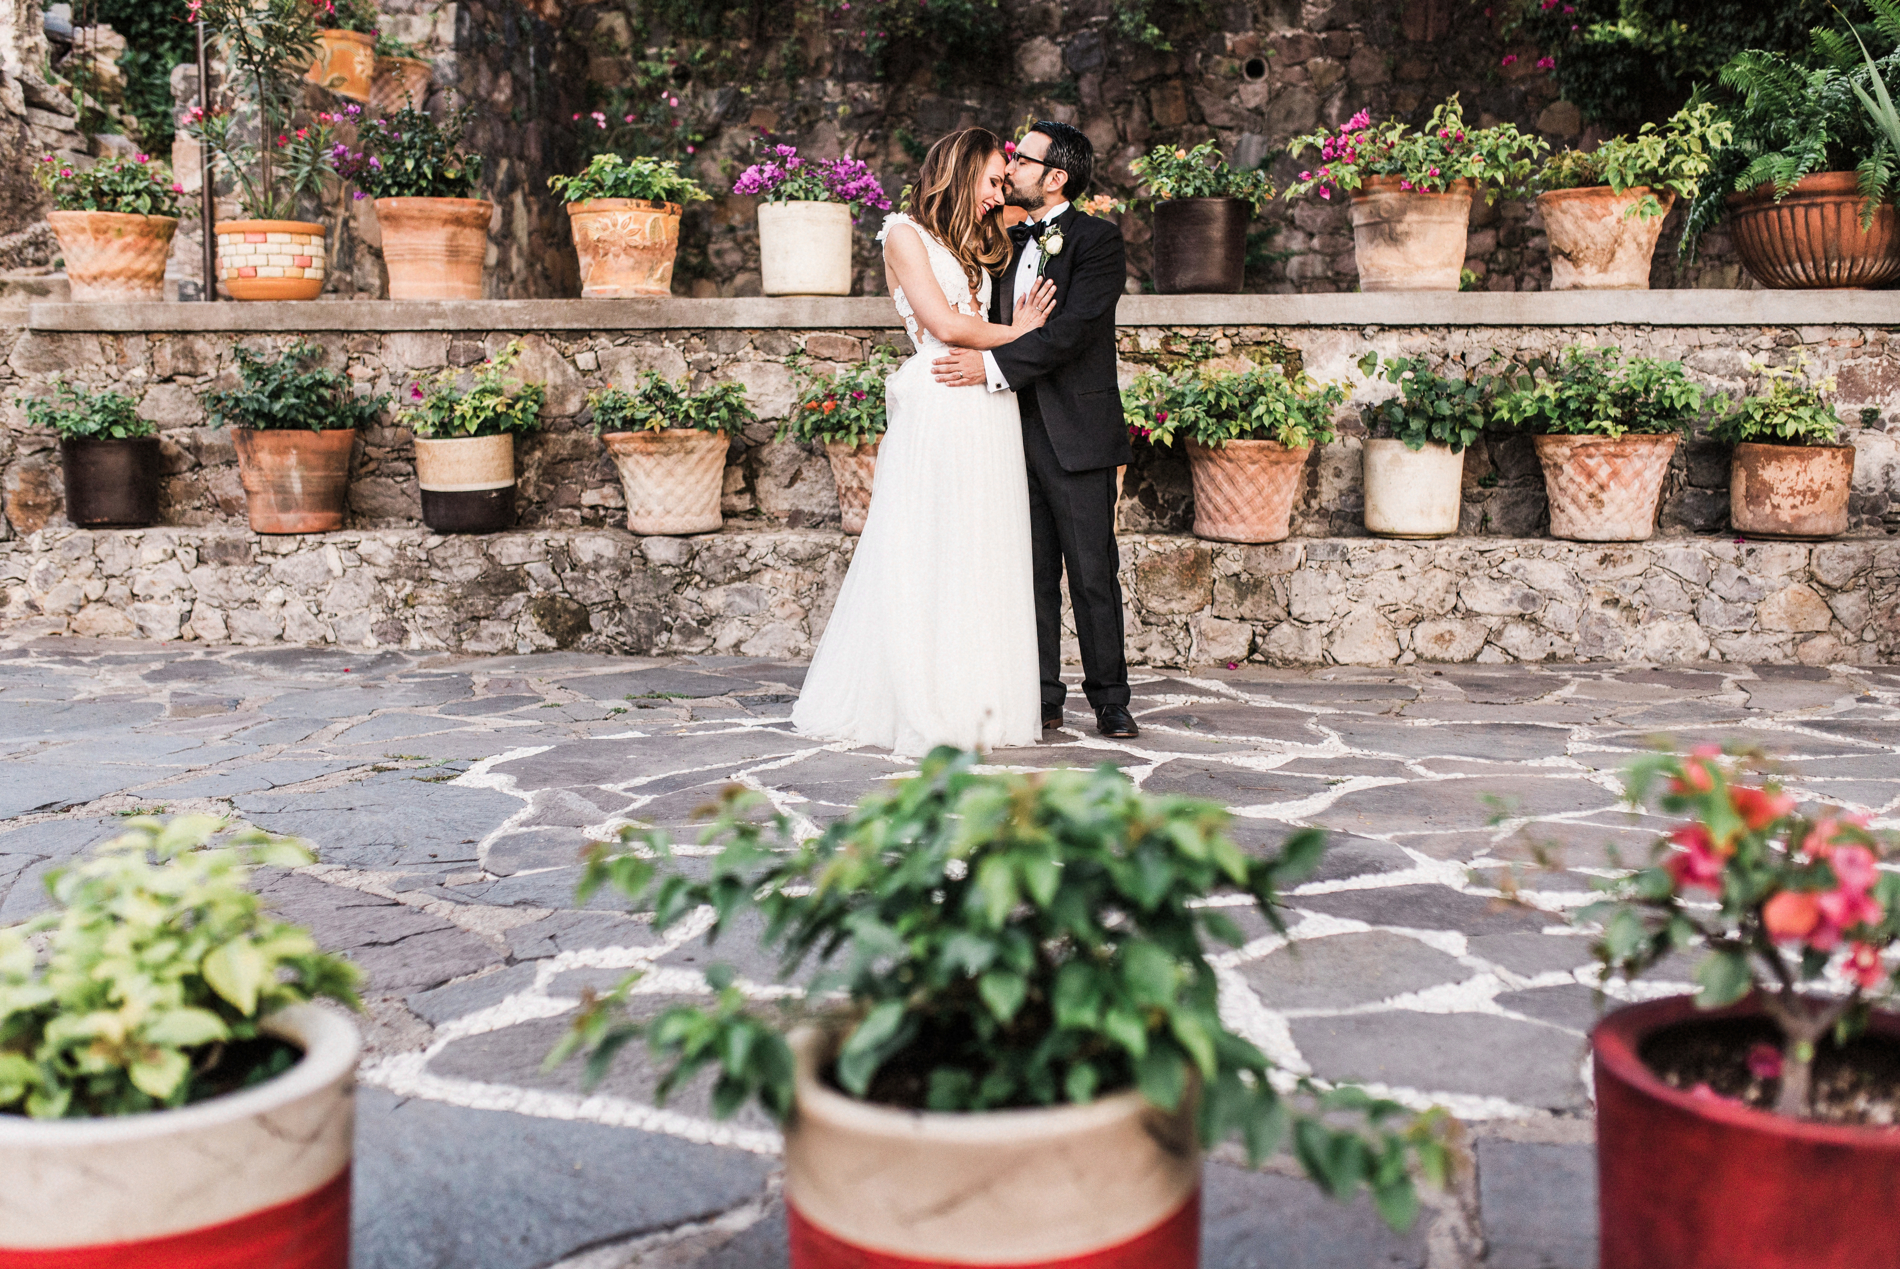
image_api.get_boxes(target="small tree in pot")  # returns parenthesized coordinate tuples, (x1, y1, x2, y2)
(589, 373, 755, 535)
(778, 346, 898, 534)
(336, 105, 490, 300)
(1712, 359, 1858, 540)
(732, 143, 892, 296)
(306, 0, 379, 102)
(0, 816, 362, 1263)
(19, 378, 162, 528)
(36, 151, 188, 302)
(403, 339, 546, 534)
(1129, 141, 1274, 294)
(550, 750, 1450, 1267)
(549, 154, 709, 297)
(1355, 351, 1492, 539)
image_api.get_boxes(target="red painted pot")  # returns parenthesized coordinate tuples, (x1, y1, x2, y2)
(1593, 995, 1900, 1269)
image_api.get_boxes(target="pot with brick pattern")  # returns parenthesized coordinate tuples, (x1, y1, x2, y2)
(215, 220, 328, 301)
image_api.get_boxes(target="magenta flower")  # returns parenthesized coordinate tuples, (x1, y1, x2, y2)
(1501, 53, 1518, 66)
(1536, 55, 1555, 71)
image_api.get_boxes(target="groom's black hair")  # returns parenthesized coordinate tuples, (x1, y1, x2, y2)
(1028, 120, 1092, 202)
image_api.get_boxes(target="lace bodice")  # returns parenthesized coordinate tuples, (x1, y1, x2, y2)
(877, 212, 992, 353)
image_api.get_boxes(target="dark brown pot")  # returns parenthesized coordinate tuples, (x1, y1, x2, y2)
(60, 436, 161, 527)
(1726, 172, 1900, 289)
(1730, 441, 1855, 539)
(231, 427, 356, 534)
(1152, 197, 1249, 294)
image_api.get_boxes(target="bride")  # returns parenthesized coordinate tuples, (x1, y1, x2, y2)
(792, 128, 1058, 756)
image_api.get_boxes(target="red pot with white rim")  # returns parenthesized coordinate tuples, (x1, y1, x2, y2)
(783, 1028, 1201, 1269)
(0, 1004, 358, 1268)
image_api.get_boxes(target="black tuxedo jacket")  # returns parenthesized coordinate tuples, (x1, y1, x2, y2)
(986, 206, 1131, 473)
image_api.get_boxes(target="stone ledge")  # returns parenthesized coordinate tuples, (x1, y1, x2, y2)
(4, 527, 1892, 667)
(24, 290, 1900, 333)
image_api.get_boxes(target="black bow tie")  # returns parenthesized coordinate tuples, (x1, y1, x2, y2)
(1009, 219, 1050, 248)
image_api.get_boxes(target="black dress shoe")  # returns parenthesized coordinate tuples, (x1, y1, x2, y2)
(1095, 704, 1139, 738)
(1042, 707, 1064, 729)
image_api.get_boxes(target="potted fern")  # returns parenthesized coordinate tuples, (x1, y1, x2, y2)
(1129, 141, 1274, 293)
(403, 339, 547, 533)
(1355, 351, 1489, 538)
(1714, 360, 1857, 540)
(336, 105, 490, 300)
(549, 154, 709, 298)
(306, 0, 378, 103)
(18, 378, 162, 528)
(370, 33, 431, 113)
(35, 152, 186, 302)
(779, 347, 897, 533)
(589, 373, 755, 535)
(549, 751, 1450, 1269)
(0, 817, 362, 1265)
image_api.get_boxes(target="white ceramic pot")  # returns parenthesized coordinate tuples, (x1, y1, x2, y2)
(758, 200, 853, 296)
(1362, 438, 1465, 538)
(0, 1004, 358, 1264)
(782, 1028, 1201, 1268)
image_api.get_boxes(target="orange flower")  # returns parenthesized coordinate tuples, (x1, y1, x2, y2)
(1762, 891, 1820, 943)
(1729, 785, 1794, 831)
(821, 399, 838, 413)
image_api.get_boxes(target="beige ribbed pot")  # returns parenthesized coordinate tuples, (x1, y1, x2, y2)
(1363, 439, 1465, 538)
(307, 28, 375, 102)
(822, 439, 878, 534)
(1538, 186, 1675, 290)
(1730, 442, 1855, 540)
(375, 197, 492, 300)
(758, 200, 853, 296)
(1349, 176, 1472, 291)
(370, 55, 432, 112)
(567, 199, 683, 297)
(48, 211, 177, 301)
(1532, 432, 1678, 542)
(1185, 437, 1311, 543)
(602, 428, 728, 535)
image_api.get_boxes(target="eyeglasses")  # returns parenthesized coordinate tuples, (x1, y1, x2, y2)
(1010, 154, 1053, 171)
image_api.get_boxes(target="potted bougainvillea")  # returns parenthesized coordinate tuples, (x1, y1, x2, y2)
(1584, 747, 1900, 1269)
(18, 378, 162, 528)
(548, 154, 709, 297)
(549, 750, 1450, 1269)
(1713, 359, 1857, 540)
(1355, 351, 1490, 538)
(403, 339, 546, 533)
(733, 143, 891, 296)
(1129, 141, 1274, 293)
(778, 346, 897, 533)
(306, 0, 379, 103)
(0, 817, 362, 1266)
(337, 105, 490, 300)
(1286, 96, 1545, 290)
(35, 151, 186, 301)
(589, 373, 755, 535)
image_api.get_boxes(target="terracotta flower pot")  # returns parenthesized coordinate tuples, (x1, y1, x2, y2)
(1348, 176, 1473, 291)
(759, 201, 852, 296)
(374, 197, 491, 301)
(1532, 432, 1678, 542)
(567, 198, 683, 298)
(1538, 186, 1675, 290)
(0, 1005, 357, 1266)
(822, 439, 878, 535)
(1184, 437, 1311, 544)
(1729, 441, 1855, 540)
(602, 428, 728, 535)
(1362, 438, 1464, 538)
(1152, 196, 1249, 294)
(1594, 995, 1900, 1269)
(61, 436, 161, 527)
(307, 28, 375, 102)
(1726, 172, 1900, 289)
(414, 433, 515, 534)
(369, 55, 432, 113)
(782, 1028, 1200, 1269)
(215, 220, 327, 301)
(47, 210, 177, 302)
(232, 427, 356, 534)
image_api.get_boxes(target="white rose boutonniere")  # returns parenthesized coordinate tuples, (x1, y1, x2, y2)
(1035, 224, 1065, 278)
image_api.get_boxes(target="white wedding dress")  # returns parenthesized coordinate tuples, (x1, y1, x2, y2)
(791, 213, 1040, 757)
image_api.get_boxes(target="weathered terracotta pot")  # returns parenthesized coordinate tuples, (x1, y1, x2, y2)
(414, 433, 515, 534)
(783, 1028, 1200, 1269)
(1594, 996, 1900, 1269)
(1184, 437, 1311, 544)
(567, 198, 683, 298)
(374, 198, 492, 300)
(215, 220, 327, 301)
(307, 28, 375, 102)
(1730, 441, 1855, 540)
(1726, 172, 1900, 289)
(1152, 197, 1248, 294)
(1363, 439, 1464, 538)
(370, 55, 432, 112)
(759, 200, 852, 296)
(61, 436, 161, 527)
(232, 427, 356, 534)
(1532, 432, 1677, 542)
(1349, 176, 1473, 291)
(47, 210, 177, 302)
(1538, 186, 1675, 290)
(0, 1005, 357, 1267)
(822, 439, 878, 535)
(602, 428, 728, 535)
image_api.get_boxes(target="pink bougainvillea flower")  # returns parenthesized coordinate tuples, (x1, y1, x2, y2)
(1664, 823, 1725, 891)
(1500, 53, 1518, 67)
(1729, 785, 1794, 832)
(1746, 1043, 1784, 1081)
(1845, 942, 1886, 990)
(1762, 890, 1820, 943)
(1830, 843, 1879, 893)
(1319, 187, 1331, 199)
(1536, 56, 1556, 71)
(1817, 883, 1883, 936)
(1671, 751, 1719, 795)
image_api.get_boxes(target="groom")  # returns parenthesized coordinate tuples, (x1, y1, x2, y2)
(932, 121, 1136, 740)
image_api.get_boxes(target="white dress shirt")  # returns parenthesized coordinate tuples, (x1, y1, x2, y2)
(982, 200, 1069, 393)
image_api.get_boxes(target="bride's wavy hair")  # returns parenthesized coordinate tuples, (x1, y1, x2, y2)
(909, 128, 1011, 295)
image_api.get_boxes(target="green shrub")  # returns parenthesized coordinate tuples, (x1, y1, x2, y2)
(33, 152, 185, 218)
(1710, 360, 1846, 446)
(335, 106, 484, 201)
(587, 373, 756, 435)
(205, 340, 388, 432)
(548, 154, 709, 206)
(313, 0, 379, 34)
(1284, 96, 1547, 203)
(1356, 352, 1493, 453)
(1529, 100, 1734, 219)
(776, 347, 899, 446)
(18, 378, 154, 441)
(1130, 141, 1275, 213)
(1492, 345, 1716, 438)
(1124, 361, 1346, 450)
(405, 340, 547, 440)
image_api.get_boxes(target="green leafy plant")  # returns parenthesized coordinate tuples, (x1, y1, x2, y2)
(1355, 352, 1493, 453)
(547, 153, 710, 206)
(312, 0, 379, 34)
(1529, 99, 1735, 218)
(776, 348, 898, 446)
(205, 340, 388, 433)
(33, 151, 186, 218)
(1284, 95, 1548, 203)
(187, 0, 333, 222)
(548, 749, 1451, 1228)
(1491, 345, 1716, 438)
(1109, 0, 1216, 51)
(1837, 0, 1900, 161)
(1129, 141, 1275, 213)
(334, 105, 484, 201)
(1124, 361, 1347, 450)
(374, 33, 424, 59)
(404, 340, 547, 440)
(587, 373, 756, 435)
(1710, 359, 1846, 446)
(92, 0, 200, 149)
(17, 378, 154, 441)
(0, 815, 361, 1119)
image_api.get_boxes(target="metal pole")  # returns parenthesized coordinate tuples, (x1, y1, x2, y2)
(196, 16, 217, 302)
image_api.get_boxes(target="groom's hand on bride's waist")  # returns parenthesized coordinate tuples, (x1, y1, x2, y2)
(931, 347, 987, 388)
